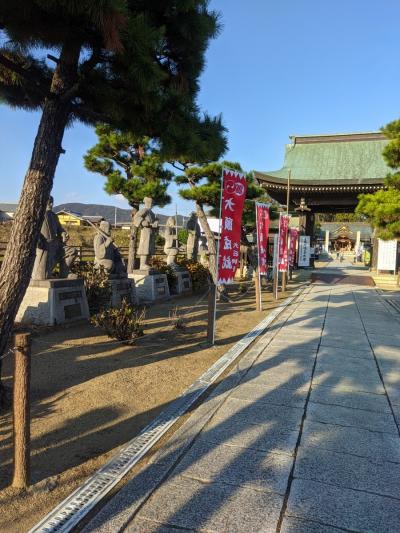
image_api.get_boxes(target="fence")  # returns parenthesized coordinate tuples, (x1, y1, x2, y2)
(0, 243, 188, 261)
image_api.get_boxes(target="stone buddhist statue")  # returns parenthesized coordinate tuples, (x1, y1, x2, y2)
(94, 220, 127, 278)
(164, 216, 179, 268)
(198, 236, 209, 267)
(185, 212, 201, 261)
(31, 196, 77, 280)
(132, 197, 159, 271)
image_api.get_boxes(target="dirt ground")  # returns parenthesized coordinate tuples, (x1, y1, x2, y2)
(0, 270, 314, 532)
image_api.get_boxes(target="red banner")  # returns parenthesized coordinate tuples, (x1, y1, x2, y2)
(256, 203, 270, 275)
(217, 169, 248, 283)
(278, 214, 290, 272)
(288, 228, 298, 267)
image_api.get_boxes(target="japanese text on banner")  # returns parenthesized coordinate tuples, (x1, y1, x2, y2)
(288, 228, 298, 267)
(278, 214, 290, 272)
(256, 203, 270, 275)
(217, 169, 247, 283)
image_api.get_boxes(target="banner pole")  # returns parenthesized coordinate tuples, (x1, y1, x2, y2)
(211, 168, 225, 345)
(275, 213, 281, 299)
(255, 203, 262, 311)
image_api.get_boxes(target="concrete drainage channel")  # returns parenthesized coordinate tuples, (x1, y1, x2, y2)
(29, 285, 308, 533)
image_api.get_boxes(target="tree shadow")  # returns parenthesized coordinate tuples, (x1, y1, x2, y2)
(81, 282, 400, 532)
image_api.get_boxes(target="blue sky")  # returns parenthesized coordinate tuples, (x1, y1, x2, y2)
(1, 0, 400, 215)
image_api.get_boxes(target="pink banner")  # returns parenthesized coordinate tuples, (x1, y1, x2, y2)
(288, 228, 298, 267)
(217, 169, 248, 283)
(278, 214, 290, 272)
(256, 203, 270, 275)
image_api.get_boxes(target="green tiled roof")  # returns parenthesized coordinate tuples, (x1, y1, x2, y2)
(258, 133, 390, 184)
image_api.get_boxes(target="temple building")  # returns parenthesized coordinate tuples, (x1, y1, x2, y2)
(316, 222, 373, 252)
(254, 132, 389, 237)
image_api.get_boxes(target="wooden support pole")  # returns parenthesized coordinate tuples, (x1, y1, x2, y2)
(281, 271, 286, 292)
(12, 332, 31, 489)
(207, 283, 217, 345)
(255, 268, 262, 311)
(273, 270, 278, 299)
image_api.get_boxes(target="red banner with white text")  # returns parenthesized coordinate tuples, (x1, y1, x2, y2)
(217, 169, 248, 283)
(256, 203, 270, 275)
(278, 214, 290, 272)
(288, 228, 298, 267)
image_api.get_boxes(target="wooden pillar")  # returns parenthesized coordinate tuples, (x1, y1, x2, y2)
(207, 284, 217, 345)
(12, 333, 31, 489)
(255, 268, 262, 311)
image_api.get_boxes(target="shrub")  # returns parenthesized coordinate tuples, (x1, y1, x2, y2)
(71, 261, 111, 314)
(176, 259, 211, 292)
(149, 257, 177, 290)
(91, 300, 145, 344)
(178, 228, 188, 244)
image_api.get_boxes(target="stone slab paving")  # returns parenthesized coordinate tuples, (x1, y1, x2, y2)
(85, 263, 400, 533)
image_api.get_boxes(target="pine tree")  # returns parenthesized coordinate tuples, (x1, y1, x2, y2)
(356, 119, 400, 239)
(175, 161, 265, 280)
(84, 125, 173, 272)
(0, 1, 226, 396)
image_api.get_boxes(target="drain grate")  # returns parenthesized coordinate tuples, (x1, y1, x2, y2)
(29, 286, 305, 533)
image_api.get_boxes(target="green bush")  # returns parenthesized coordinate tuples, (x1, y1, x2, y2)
(176, 259, 211, 292)
(71, 261, 111, 314)
(178, 228, 188, 244)
(91, 299, 145, 344)
(155, 233, 165, 246)
(149, 257, 177, 290)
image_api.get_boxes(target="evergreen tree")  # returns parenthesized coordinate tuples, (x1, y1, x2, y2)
(84, 125, 173, 272)
(0, 1, 226, 396)
(356, 119, 400, 239)
(175, 161, 264, 280)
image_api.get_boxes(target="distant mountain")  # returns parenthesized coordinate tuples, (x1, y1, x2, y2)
(54, 202, 186, 226)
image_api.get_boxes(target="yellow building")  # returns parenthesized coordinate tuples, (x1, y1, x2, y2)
(56, 211, 84, 226)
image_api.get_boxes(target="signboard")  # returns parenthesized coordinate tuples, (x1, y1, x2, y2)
(217, 169, 247, 283)
(377, 239, 397, 271)
(298, 235, 311, 267)
(288, 228, 298, 267)
(256, 203, 270, 275)
(277, 214, 290, 272)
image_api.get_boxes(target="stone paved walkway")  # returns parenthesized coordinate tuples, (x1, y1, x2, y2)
(85, 260, 400, 533)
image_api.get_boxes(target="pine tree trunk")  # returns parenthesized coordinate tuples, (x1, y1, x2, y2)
(195, 202, 218, 283)
(0, 40, 81, 395)
(127, 206, 139, 273)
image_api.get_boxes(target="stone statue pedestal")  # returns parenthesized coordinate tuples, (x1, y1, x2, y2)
(129, 271, 169, 303)
(16, 279, 90, 326)
(108, 278, 137, 307)
(171, 269, 192, 295)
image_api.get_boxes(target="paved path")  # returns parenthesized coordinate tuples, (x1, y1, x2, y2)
(85, 262, 400, 533)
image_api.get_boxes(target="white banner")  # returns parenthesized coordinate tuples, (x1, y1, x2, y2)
(298, 235, 311, 267)
(377, 239, 397, 271)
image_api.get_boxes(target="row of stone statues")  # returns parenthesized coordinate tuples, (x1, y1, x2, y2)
(31, 196, 205, 281)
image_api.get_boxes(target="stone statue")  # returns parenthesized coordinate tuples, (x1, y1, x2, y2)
(164, 216, 179, 268)
(94, 221, 127, 278)
(198, 236, 209, 267)
(132, 197, 159, 271)
(185, 212, 201, 261)
(31, 196, 77, 280)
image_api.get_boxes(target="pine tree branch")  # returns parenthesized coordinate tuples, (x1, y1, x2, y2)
(61, 47, 102, 102)
(0, 53, 48, 96)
